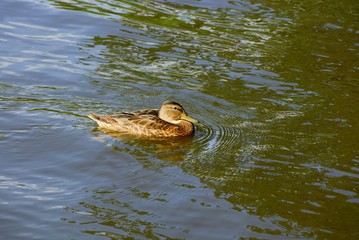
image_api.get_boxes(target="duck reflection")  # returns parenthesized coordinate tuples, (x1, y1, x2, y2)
(91, 128, 194, 161)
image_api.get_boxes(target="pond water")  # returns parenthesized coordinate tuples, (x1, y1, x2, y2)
(1, 0, 358, 239)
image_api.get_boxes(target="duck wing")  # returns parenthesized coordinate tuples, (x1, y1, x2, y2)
(125, 114, 177, 136)
(114, 108, 159, 118)
(88, 109, 174, 135)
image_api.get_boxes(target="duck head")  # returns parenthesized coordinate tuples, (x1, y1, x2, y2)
(158, 100, 199, 124)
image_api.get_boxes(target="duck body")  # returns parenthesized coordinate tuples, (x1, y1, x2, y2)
(88, 101, 198, 137)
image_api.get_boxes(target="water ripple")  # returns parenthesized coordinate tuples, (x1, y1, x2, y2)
(196, 115, 243, 155)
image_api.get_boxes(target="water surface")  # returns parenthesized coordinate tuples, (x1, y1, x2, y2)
(1, 0, 358, 239)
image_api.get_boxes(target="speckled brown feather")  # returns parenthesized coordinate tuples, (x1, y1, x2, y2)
(88, 107, 194, 137)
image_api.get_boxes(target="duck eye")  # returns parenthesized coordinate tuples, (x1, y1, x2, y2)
(173, 107, 182, 112)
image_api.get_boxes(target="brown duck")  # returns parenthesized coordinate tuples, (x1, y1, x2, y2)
(88, 100, 199, 137)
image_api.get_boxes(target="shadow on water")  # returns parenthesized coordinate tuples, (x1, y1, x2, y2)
(90, 128, 194, 162)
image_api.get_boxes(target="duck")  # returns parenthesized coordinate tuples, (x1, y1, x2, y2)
(88, 100, 199, 137)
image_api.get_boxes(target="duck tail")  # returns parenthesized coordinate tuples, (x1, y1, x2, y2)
(88, 114, 107, 127)
(88, 113, 114, 129)
(88, 113, 101, 122)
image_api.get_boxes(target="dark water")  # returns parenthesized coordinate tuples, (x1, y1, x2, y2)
(1, 0, 358, 239)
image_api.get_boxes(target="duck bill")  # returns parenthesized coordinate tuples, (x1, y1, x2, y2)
(181, 113, 199, 124)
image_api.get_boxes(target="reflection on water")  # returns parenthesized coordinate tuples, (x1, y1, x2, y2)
(1, 0, 358, 239)
(91, 128, 194, 161)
